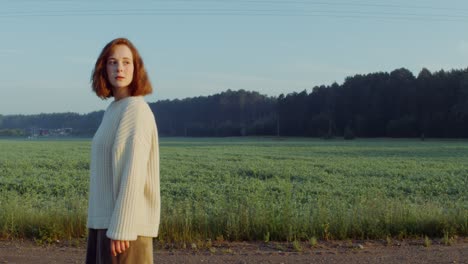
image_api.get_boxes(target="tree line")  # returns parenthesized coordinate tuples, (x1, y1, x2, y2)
(1, 67, 468, 138)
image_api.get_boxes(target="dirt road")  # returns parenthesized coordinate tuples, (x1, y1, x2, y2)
(0, 238, 466, 264)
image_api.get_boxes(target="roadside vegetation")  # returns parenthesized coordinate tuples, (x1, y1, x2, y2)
(0, 138, 466, 243)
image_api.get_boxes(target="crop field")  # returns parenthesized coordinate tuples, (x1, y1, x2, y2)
(0, 138, 466, 244)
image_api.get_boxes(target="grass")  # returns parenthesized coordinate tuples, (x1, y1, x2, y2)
(309, 236, 318, 247)
(424, 235, 432, 247)
(292, 239, 302, 252)
(0, 137, 467, 243)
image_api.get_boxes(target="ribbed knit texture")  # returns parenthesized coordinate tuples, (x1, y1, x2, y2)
(87, 96, 160, 241)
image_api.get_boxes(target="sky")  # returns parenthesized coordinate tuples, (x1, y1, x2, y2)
(1, 0, 468, 115)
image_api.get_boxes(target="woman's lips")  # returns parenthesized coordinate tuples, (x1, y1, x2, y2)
(115, 76, 124, 80)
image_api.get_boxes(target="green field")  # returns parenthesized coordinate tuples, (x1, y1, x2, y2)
(0, 138, 466, 243)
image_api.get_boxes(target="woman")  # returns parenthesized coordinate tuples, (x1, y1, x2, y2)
(86, 38, 160, 264)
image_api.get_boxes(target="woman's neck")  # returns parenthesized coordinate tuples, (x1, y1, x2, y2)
(113, 87, 130, 101)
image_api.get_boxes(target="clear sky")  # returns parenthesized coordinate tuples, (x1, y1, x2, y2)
(1, 0, 468, 115)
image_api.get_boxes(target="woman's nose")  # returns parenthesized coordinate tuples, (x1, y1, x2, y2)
(117, 63, 124, 72)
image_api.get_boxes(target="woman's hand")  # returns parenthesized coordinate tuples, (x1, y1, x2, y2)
(110, 239, 130, 256)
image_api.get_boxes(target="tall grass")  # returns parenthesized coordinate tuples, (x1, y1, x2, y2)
(0, 138, 466, 242)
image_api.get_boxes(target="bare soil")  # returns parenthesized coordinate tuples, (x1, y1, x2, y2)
(0, 237, 466, 264)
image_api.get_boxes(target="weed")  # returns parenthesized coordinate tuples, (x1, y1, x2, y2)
(423, 236, 431, 247)
(309, 236, 318, 247)
(274, 243, 285, 251)
(292, 240, 302, 252)
(322, 223, 330, 241)
(222, 248, 233, 254)
(386, 236, 392, 246)
(442, 231, 454, 246)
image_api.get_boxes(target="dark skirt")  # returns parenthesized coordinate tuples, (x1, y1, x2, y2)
(86, 229, 153, 264)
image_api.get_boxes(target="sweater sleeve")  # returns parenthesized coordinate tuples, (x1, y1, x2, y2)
(106, 101, 154, 240)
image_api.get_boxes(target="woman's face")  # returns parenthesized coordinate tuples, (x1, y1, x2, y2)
(106, 44, 134, 89)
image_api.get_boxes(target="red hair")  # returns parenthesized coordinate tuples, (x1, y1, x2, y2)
(91, 38, 152, 99)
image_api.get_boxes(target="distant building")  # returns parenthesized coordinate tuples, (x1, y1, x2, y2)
(28, 127, 73, 137)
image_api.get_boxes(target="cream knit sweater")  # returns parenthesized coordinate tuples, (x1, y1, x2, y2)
(87, 96, 160, 241)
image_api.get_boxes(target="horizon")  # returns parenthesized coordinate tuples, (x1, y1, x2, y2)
(1, 0, 468, 115)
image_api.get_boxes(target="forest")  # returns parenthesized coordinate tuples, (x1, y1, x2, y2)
(1, 67, 468, 138)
